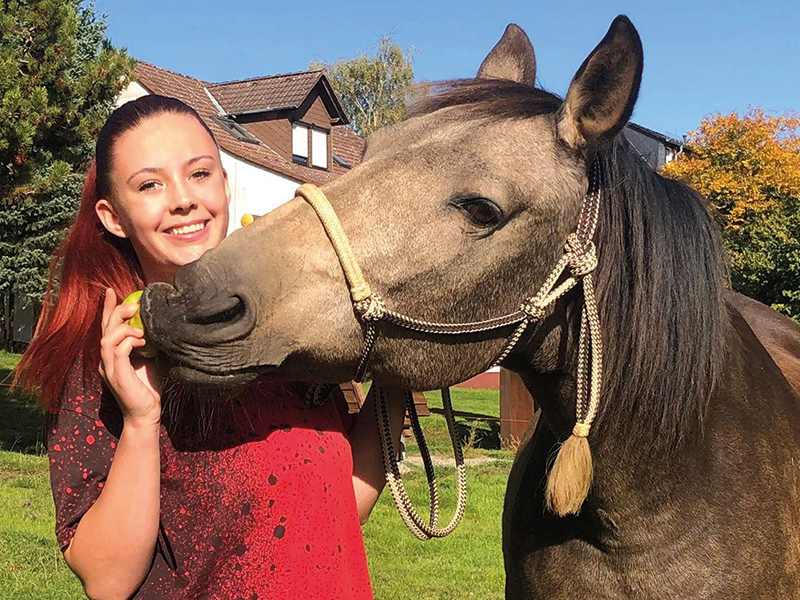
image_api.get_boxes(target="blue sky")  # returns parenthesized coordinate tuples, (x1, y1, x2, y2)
(96, 0, 799, 139)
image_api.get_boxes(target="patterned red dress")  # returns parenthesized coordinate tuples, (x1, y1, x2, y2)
(47, 365, 373, 599)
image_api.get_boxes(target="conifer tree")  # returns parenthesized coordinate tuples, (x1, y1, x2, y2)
(0, 0, 134, 349)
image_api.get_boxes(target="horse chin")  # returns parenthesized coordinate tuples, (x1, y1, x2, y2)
(166, 363, 261, 391)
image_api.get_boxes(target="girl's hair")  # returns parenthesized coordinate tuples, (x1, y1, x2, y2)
(14, 95, 217, 409)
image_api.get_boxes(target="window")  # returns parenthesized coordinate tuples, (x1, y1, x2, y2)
(212, 115, 260, 145)
(311, 129, 328, 169)
(292, 123, 309, 162)
(292, 121, 330, 170)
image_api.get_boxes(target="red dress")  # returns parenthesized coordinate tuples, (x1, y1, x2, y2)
(47, 365, 373, 599)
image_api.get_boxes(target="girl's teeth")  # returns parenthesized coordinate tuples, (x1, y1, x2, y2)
(171, 222, 205, 235)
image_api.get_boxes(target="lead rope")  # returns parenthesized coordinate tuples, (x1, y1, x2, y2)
(374, 385, 467, 540)
(296, 160, 604, 529)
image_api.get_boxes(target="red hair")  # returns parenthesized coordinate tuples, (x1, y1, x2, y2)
(14, 95, 216, 409)
(14, 161, 144, 409)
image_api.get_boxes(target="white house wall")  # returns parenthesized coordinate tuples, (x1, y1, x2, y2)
(116, 81, 150, 107)
(220, 149, 299, 235)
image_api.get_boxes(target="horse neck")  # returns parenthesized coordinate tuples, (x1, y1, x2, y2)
(515, 305, 800, 546)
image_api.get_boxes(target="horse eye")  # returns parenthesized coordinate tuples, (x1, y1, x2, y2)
(455, 198, 502, 228)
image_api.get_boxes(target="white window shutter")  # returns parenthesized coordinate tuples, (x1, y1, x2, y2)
(292, 123, 308, 158)
(312, 129, 328, 168)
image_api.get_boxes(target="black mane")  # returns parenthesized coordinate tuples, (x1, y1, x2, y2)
(593, 140, 727, 451)
(415, 79, 729, 452)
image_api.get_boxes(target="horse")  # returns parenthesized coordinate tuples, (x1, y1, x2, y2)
(142, 16, 800, 599)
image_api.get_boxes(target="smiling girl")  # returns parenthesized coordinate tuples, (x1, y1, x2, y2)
(15, 95, 404, 600)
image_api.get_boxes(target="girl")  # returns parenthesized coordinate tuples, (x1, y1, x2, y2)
(15, 95, 405, 600)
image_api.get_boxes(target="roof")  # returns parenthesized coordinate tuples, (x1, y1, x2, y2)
(208, 70, 323, 114)
(331, 127, 365, 174)
(627, 122, 682, 149)
(133, 61, 363, 186)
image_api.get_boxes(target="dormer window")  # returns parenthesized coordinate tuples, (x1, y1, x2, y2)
(292, 121, 329, 170)
(311, 129, 328, 169)
(292, 122, 309, 163)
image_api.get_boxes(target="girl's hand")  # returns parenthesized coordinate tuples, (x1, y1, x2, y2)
(99, 288, 162, 426)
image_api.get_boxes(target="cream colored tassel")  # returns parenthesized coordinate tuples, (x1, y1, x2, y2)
(545, 423, 593, 516)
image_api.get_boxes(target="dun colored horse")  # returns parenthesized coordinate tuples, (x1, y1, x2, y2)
(143, 16, 800, 599)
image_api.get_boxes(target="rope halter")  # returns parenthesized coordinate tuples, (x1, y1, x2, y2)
(294, 159, 605, 528)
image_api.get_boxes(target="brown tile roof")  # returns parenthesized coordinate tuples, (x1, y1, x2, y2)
(331, 127, 365, 175)
(133, 61, 364, 186)
(208, 70, 323, 114)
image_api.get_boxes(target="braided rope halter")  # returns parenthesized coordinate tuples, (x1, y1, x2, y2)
(295, 160, 604, 537)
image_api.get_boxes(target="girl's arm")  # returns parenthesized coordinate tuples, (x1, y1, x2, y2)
(348, 385, 406, 524)
(63, 289, 162, 600)
(65, 418, 161, 600)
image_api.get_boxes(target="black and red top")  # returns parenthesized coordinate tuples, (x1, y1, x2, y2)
(47, 365, 373, 599)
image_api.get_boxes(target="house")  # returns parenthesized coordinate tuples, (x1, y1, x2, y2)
(118, 61, 366, 233)
(624, 122, 683, 169)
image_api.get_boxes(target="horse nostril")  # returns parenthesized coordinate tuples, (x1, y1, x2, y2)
(188, 294, 247, 326)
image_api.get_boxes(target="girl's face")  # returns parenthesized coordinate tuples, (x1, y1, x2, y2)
(95, 112, 230, 283)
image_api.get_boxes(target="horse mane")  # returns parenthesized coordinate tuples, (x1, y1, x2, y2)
(414, 79, 729, 452)
(592, 141, 728, 451)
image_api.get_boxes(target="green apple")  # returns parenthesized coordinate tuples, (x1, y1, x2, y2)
(122, 291, 158, 358)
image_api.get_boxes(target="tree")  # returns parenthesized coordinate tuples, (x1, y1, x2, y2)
(0, 0, 134, 349)
(663, 110, 800, 322)
(311, 35, 417, 137)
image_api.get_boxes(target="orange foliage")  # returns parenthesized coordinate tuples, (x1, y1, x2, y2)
(662, 109, 800, 226)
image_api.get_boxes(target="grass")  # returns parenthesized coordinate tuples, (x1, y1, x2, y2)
(0, 351, 45, 455)
(363, 453, 509, 600)
(0, 452, 84, 599)
(0, 351, 511, 598)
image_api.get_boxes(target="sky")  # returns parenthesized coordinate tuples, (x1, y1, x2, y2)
(95, 0, 800, 140)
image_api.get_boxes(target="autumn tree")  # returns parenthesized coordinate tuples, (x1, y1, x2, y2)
(0, 0, 134, 349)
(311, 35, 417, 136)
(663, 110, 800, 321)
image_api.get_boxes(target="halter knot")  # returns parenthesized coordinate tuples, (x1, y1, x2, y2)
(355, 293, 386, 321)
(520, 299, 547, 321)
(572, 422, 591, 438)
(565, 234, 598, 278)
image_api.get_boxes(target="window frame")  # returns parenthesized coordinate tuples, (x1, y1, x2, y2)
(291, 119, 330, 171)
(292, 121, 310, 164)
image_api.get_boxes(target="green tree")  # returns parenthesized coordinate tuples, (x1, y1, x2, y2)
(0, 0, 134, 349)
(663, 110, 800, 322)
(311, 35, 417, 136)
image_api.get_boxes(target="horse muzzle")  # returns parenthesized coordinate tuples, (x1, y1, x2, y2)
(140, 263, 266, 384)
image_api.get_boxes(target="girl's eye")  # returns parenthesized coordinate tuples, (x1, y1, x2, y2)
(453, 198, 503, 228)
(138, 181, 158, 193)
(192, 169, 211, 180)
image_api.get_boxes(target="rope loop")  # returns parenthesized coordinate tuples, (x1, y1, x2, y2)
(565, 234, 598, 278)
(355, 293, 386, 321)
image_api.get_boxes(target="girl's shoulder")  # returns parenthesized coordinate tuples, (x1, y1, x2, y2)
(55, 355, 109, 421)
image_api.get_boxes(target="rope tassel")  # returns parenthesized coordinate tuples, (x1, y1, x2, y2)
(545, 424, 593, 515)
(545, 272, 603, 516)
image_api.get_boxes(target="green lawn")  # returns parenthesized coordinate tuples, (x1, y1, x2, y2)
(0, 352, 44, 455)
(0, 451, 84, 599)
(0, 352, 510, 599)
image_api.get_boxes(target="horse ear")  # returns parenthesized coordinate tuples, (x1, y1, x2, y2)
(557, 16, 643, 151)
(477, 24, 536, 86)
